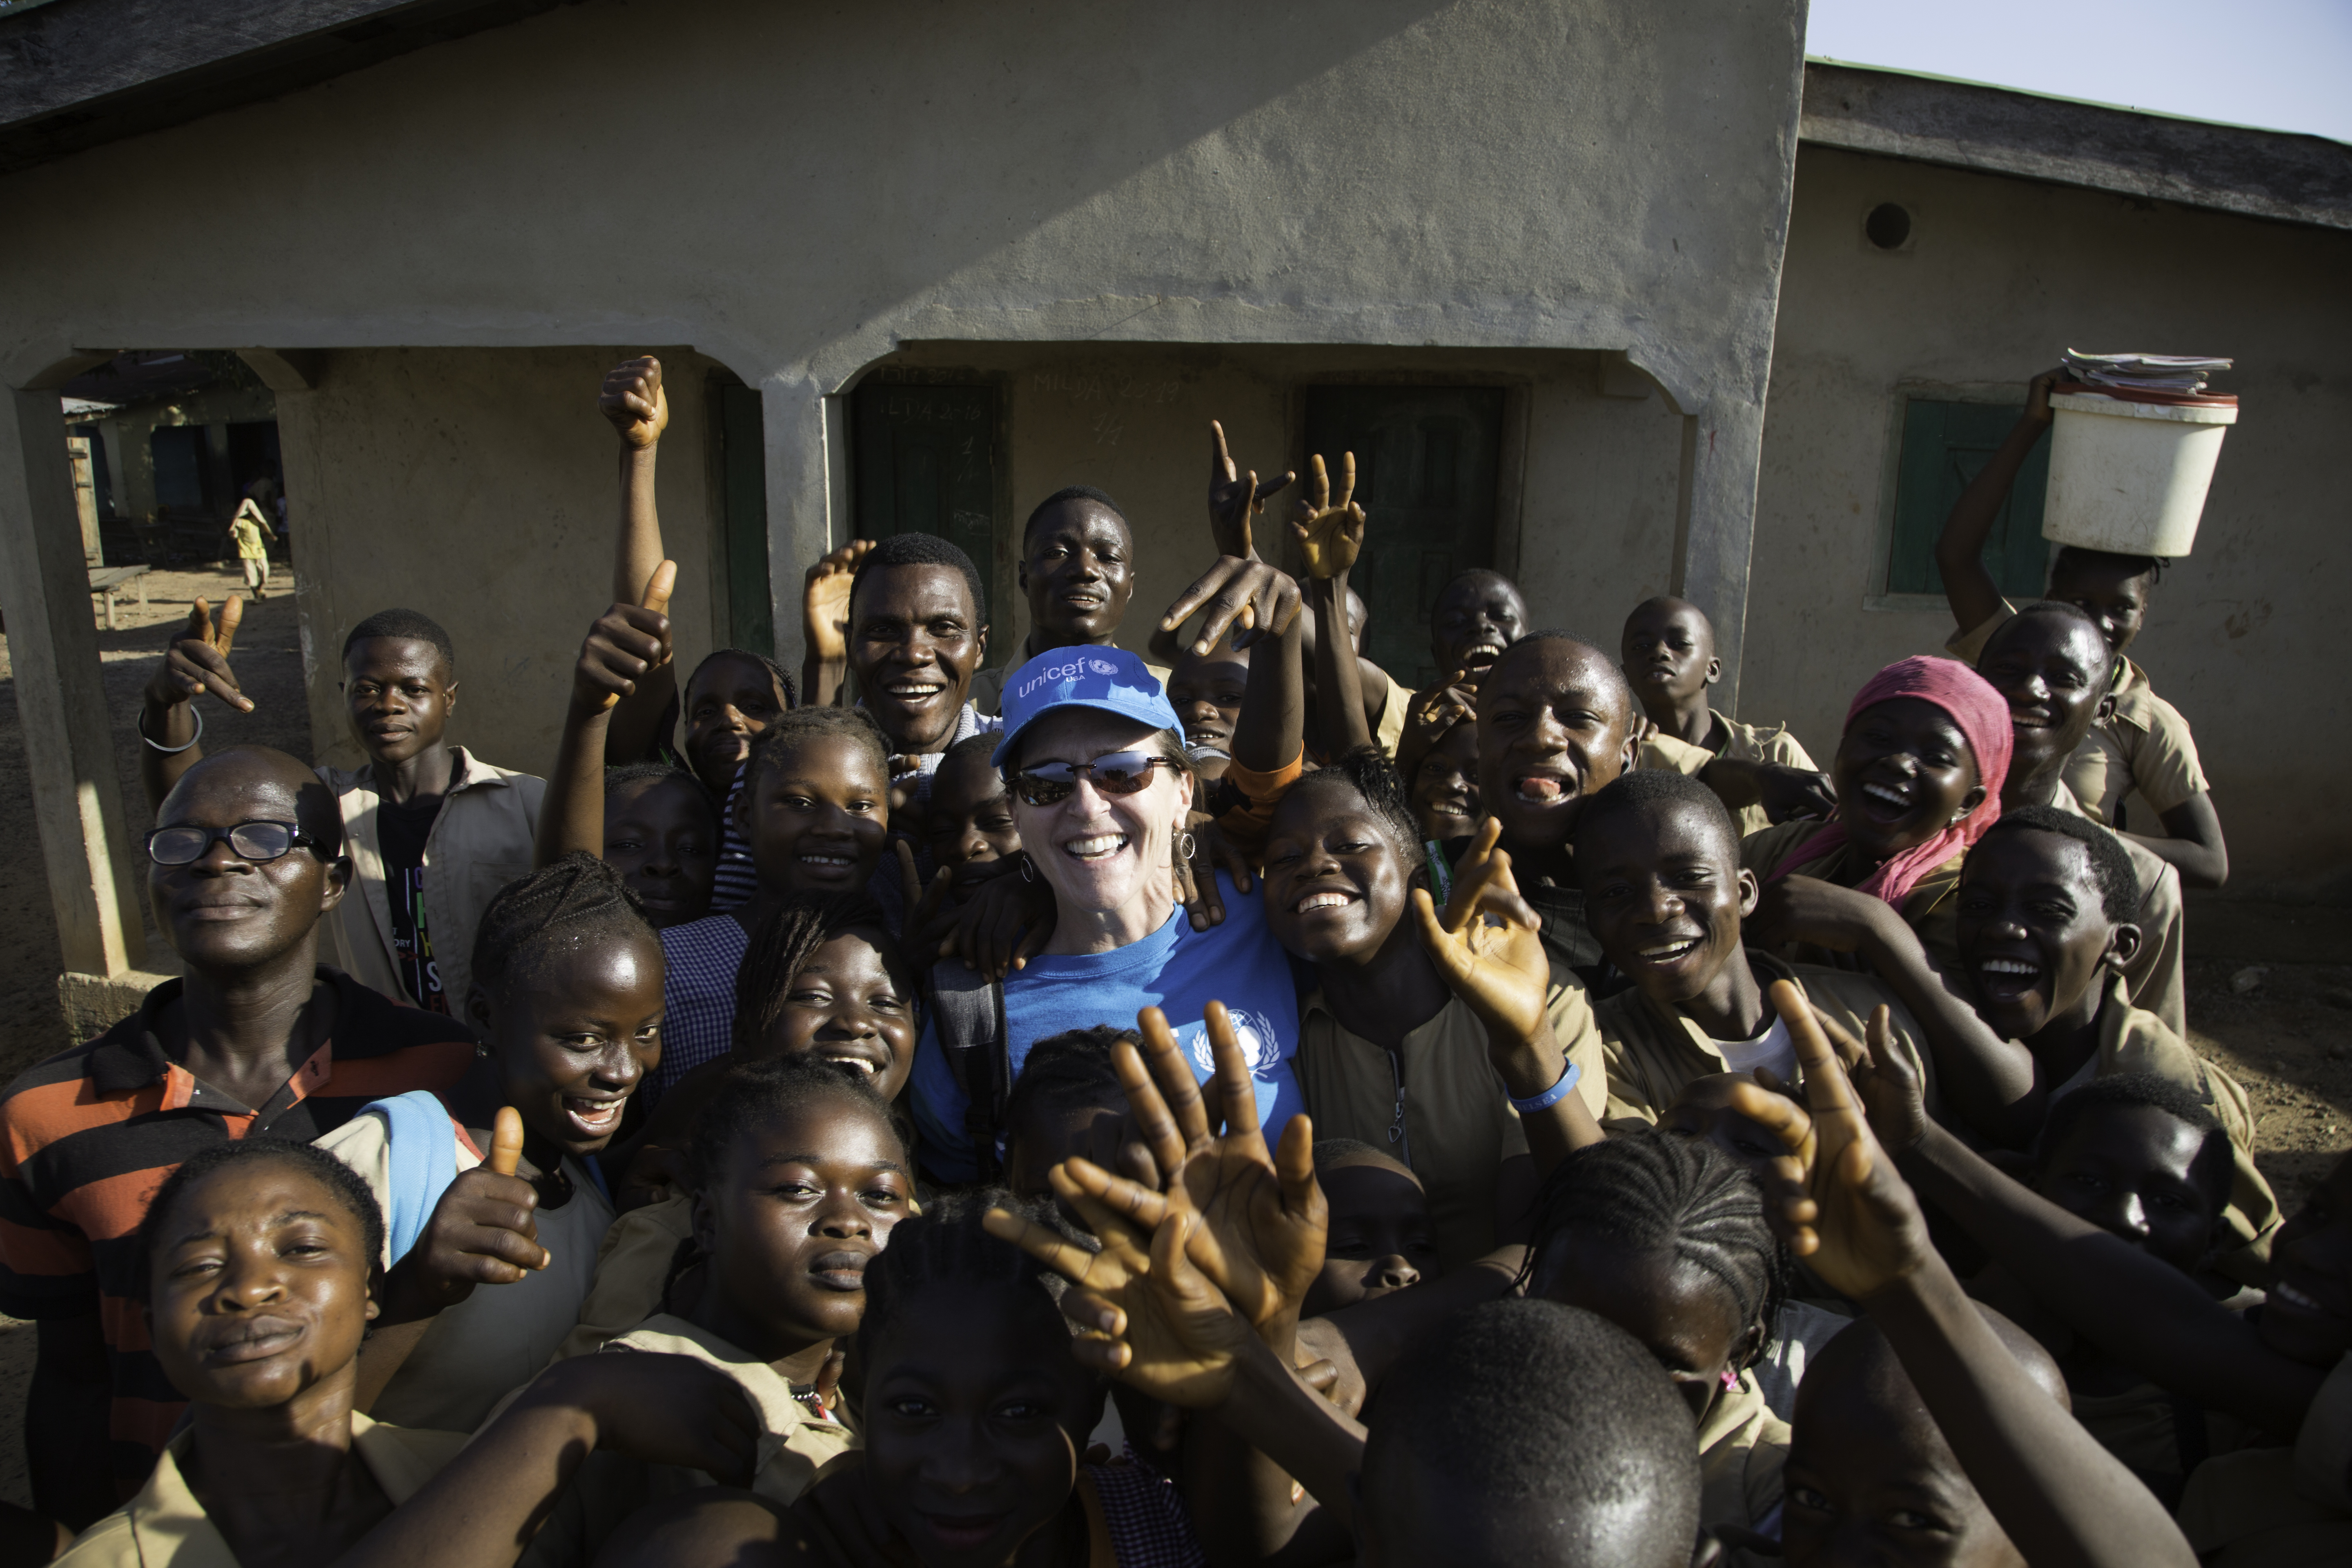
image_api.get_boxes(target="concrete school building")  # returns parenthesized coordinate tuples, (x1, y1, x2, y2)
(0, 1, 2343, 1027)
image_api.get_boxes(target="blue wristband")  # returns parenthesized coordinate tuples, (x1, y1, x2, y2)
(1509, 1058, 1582, 1114)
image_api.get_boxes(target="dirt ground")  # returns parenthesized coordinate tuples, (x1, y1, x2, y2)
(0, 573, 2344, 1511)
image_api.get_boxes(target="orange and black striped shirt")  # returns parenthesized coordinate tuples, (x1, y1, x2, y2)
(0, 967, 475, 1492)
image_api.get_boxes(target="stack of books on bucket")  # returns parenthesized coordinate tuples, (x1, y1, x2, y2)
(2061, 349, 2232, 395)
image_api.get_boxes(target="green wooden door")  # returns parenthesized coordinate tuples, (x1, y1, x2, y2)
(852, 381, 998, 613)
(1886, 399, 2051, 597)
(1302, 387, 1504, 688)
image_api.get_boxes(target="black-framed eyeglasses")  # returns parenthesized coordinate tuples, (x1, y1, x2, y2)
(1011, 750, 1173, 808)
(145, 820, 322, 867)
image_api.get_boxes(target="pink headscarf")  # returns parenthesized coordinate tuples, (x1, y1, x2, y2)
(1769, 656, 2012, 909)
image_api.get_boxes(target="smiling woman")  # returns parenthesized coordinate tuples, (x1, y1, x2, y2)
(909, 646, 1304, 1183)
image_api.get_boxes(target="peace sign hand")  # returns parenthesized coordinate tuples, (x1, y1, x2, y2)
(145, 596, 252, 713)
(1727, 980, 1937, 1304)
(1207, 420, 1294, 561)
(1290, 453, 1366, 581)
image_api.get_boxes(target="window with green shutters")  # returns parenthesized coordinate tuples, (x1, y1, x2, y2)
(1886, 398, 2051, 598)
(851, 380, 1000, 616)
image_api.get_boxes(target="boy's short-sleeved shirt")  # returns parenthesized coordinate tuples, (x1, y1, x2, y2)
(1592, 952, 1941, 1130)
(911, 873, 1303, 1183)
(1946, 603, 2207, 826)
(0, 970, 475, 1492)
(1291, 993, 1535, 1272)
(56, 1414, 466, 1568)
(1373, 670, 1415, 760)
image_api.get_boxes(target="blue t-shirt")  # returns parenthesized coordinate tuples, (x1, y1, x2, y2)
(910, 873, 1302, 1182)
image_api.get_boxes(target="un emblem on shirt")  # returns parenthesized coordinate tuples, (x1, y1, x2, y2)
(1182, 1008, 1286, 1080)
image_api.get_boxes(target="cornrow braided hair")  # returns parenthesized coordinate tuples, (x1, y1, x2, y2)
(853, 1190, 1094, 1379)
(1002, 1026, 1131, 1137)
(742, 706, 891, 799)
(1521, 1128, 1786, 1350)
(135, 1138, 386, 1301)
(731, 891, 912, 1048)
(687, 1052, 904, 1192)
(684, 647, 798, 713)
(470, 851, 659, 997)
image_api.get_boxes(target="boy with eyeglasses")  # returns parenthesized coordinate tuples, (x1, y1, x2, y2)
(0, 747, 476, 1525)
(138, 602, 544, 1014)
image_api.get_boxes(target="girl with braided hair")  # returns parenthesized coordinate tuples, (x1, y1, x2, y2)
(1523, 1127, 1793, 1548)
(315, 851, 663, 1432)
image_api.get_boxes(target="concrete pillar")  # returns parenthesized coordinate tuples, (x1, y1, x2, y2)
(0, 385, 149, 978)
(1667, 396, 1767, 716)
(762, 380, 840, 667)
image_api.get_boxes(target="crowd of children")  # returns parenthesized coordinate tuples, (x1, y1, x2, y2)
(0, 356, 2325, 1568)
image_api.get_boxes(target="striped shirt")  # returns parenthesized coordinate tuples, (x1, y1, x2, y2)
(0, 968, 475, 1493)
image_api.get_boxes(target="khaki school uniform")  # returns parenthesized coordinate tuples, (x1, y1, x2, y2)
(317, 1110, 615, 1433)
(1948, 603, 2209, 831)
(1373, 670, 1414, 760)
(1739, 820, 1967, 964)
(1292, 993, 1533, 1271)
(1592, 952, 1940, 1130)
(554, 1194, 696, 1360)
(1698, 1368, 1790, 1548)
(2056, 972, 2278, 1270)
(2069, 1379, 2255, 1504)
(968, 635, 1172, 717)
(1643, 715, 1819, 838)
(318, 747, 543, 1011)
(525, 1312, 861, 1566)
(57, 1415, 465, 1568)
(2175, 1351, 2352, 1566)
(2047, 777, 2187, 1037)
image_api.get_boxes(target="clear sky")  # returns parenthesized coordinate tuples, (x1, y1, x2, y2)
(1805, 0, 2352, 144)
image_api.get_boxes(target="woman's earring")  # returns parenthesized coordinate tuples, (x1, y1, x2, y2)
(1720, 1367, 1740, 1392)
(1019, 854, 1036, 884)
(1177, 831, 1197, 860)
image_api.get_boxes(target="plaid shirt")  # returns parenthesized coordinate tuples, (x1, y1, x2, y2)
(1086, 1447, 1207, 1567)
(650, 915, 751, 1101)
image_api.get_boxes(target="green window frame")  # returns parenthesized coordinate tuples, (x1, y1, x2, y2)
(1886, 397, 2050, 598)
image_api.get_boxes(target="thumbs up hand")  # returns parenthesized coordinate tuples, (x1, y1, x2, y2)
(572, 560, 677, 717)
(391, 1107, 548, 1316)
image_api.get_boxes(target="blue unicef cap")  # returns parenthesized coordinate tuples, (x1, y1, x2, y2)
(991, 646, 1182, 767)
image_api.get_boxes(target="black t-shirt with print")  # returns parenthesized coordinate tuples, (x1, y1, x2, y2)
(376, 754, 463, 1012)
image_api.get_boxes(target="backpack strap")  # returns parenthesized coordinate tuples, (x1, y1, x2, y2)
(363, 1089, 462, 1266)
(926, 960, 1010, 1181)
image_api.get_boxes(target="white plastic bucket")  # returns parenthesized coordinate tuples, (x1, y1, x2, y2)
(2045, 385, 2237, 557)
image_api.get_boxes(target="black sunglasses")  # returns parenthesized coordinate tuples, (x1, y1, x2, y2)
(1011, 750, 1173, 808)
(145, 820, 323, 867)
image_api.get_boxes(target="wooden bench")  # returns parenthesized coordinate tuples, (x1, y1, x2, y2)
(88, 564, 151, 630)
